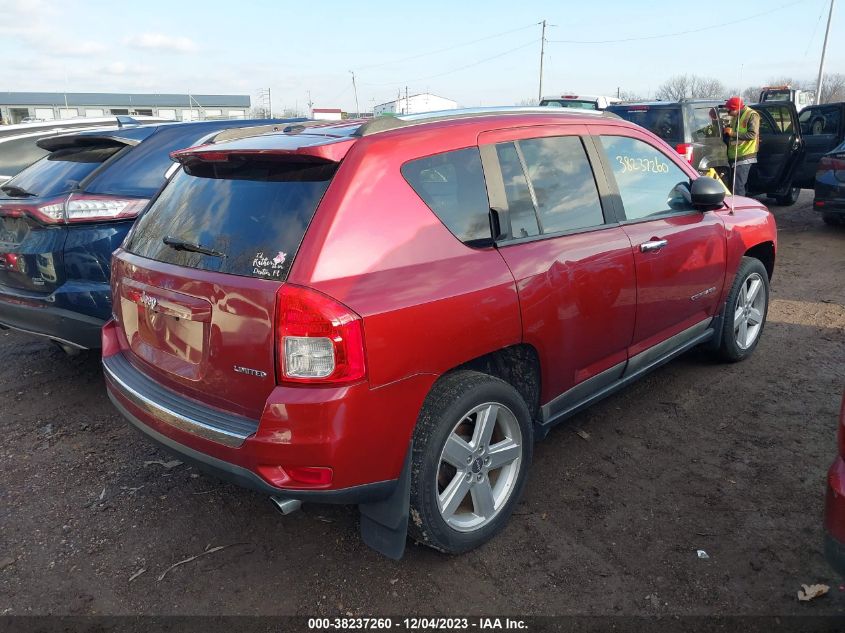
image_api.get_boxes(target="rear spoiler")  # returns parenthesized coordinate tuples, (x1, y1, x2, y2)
(170, 136, 356, 165)
(37, 134, 140, 152)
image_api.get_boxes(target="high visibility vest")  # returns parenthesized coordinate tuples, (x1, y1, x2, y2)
(728, 107, 759, 162)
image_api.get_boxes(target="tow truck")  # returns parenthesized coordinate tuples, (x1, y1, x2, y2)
(759, 85, 815, 112)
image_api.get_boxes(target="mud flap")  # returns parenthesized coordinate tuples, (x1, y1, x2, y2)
(703, 308, 725, 352)
(359, 443, 411, 560)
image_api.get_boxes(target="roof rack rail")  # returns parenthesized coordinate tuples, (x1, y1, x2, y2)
(353, 106, 617, 137)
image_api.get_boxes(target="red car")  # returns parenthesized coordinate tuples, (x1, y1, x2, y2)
(825, 390, 845, 574)
(102, 108, 777, 558)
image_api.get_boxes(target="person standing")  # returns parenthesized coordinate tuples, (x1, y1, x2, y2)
(723, 96, 760, 196)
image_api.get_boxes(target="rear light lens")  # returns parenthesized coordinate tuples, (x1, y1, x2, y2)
(675, 143, 694, 163)
(64, 194, 149, 223)
(256, 465, 333, 488)
(276, 284, 366, 384)
(1, 195, 148, 224)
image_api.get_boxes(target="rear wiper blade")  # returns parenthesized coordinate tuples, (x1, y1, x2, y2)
(1, 184, 37, 198)
(162, 235, 227, 258)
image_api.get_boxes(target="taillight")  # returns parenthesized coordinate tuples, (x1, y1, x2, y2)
(276, 284, 366, 384)
(63, 194, 149, 223)
(676, 143, 694, 164)
(2, 195, 148, 224)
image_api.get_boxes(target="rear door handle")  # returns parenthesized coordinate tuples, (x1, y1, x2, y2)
(640, 239, 668, 253)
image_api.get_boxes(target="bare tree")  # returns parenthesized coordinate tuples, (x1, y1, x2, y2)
(819, 73, 845, 103)
(516, 98, 538, 106)
(617, 89, 643, 102)
(656, 74, 727, 100)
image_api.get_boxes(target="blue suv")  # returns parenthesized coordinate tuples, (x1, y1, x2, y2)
(0, 118, 301, 352)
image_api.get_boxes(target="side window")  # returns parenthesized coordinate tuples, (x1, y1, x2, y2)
(518, 136, 604, 233)
(495, 142, 540, 238)
(800, 106, 840, 136)
(600, 136, 694, 221)
(691, 107, 720, 142)
(767, 106, 794, 133)
(401, 147, 492, 245)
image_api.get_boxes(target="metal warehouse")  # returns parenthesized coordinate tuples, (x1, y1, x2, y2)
(0, 92, 251, 124)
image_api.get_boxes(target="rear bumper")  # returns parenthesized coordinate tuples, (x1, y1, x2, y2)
(108, 388, 396, 503)
(102, 321, 435, 501)
(815, 199, 845, 215)
(0, 291, 104, 349)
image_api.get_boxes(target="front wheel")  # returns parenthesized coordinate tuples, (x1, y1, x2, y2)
(717, 257, 770, 362)
(408, 371, 533, 554)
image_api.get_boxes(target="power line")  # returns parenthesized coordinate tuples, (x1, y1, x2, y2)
(548, 0, 806, 44)
(356, 22, 540, 71)
(362, 38, 539, 87)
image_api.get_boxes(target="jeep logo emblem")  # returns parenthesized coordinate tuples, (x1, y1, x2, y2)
(139, 292, 158, 311)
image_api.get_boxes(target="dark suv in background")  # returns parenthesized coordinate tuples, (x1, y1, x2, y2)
(0, 118, 300, 352)
(607, 100, 805, 205)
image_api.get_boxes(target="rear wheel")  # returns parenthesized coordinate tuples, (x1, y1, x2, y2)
(774, 186, 800, 206)
(408, 371, 532, 554)
(717, 257, 770, 362)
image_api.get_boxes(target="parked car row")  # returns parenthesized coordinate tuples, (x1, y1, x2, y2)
(0, 117, 299, 352)
(0, 105, 835, 561)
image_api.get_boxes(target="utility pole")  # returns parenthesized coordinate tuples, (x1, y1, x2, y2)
(405, 85, 409, 115)
(538, 19, 546, 102)
(816, 0, 836, 104)
(307, 91, 314, 118)
(268, 88, 272, 118)
(350, 71, 360, 118)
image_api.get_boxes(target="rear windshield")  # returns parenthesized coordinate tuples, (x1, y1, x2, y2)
(2, 144, 123, 198)
(605, 106, 683, 143)
(540, 99, 598, 110)
(125, 158, 337, 280)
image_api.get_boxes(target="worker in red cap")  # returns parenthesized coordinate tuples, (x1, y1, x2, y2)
(723, 96, 760, 196)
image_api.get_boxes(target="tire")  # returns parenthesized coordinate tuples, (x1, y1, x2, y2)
(775, 186, 800, 206)
(717, 257, 770, 362)
(408, 370, 533, 554)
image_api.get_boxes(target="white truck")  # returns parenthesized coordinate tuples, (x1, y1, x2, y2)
(539, 94, 621, 110)
(758, 85, 815, 112)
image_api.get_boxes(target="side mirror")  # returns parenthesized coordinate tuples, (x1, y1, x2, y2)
(690, 176, 726, 210)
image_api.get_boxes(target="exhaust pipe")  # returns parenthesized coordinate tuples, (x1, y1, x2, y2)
(270, 496, 302, 515)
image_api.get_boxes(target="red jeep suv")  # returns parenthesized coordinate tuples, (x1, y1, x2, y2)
(102, 108, 776, 558)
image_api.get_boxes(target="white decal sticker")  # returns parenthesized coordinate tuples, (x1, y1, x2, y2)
(252, 251, 287, 279)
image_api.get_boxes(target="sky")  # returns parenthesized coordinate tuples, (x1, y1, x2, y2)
(0, 0, 841, 113)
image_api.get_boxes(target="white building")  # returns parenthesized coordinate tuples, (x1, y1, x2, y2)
(0, 92, 250, 125)
(373, 93, 458, 116)
(312, 108, 343, 121)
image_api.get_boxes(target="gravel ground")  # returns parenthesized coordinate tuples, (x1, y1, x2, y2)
(0, 191, 843, 619)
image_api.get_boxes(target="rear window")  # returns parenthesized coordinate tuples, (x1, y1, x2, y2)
(401, 147, 492, 245)
(3, 144, 123, 198)
(606, 106, 683, 143)
(125, 158, 337, 280)
(540, 99, 598, 110)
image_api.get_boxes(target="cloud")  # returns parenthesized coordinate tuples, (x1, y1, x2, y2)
(125, 32, 198, 53)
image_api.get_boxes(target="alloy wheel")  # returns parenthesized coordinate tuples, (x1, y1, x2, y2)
(734, 272, 766, 350)
(435, 402, 523, 532)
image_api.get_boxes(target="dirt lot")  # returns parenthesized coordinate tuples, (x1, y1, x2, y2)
(0, 192, 843, 619)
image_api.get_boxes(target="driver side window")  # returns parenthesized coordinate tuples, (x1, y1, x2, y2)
(599, 136, 694, 221)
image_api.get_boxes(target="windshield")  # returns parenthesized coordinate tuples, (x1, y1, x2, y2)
(125, 158, 337, 280)
(1, 144, 123, 198)
(540, 99, 598, 110)
(762, 90, 790, 102)
(605, 106, 683, 143)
